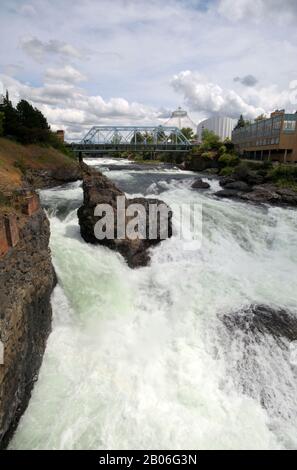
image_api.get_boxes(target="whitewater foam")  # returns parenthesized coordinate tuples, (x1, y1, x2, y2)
(10, 159, 297, 449)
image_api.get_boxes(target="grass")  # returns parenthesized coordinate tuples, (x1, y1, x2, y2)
(0, 137, 77, 191)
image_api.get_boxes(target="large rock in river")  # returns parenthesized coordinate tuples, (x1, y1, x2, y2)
(77, 164, 172, 268)
(191, 178, 210, 190)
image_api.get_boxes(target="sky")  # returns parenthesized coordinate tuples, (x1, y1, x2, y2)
(0, 0, 297, 139)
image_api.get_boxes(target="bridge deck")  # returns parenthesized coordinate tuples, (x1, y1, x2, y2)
(70, 143, 193, 153)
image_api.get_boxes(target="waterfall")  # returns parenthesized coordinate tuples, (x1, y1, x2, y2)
(10, 159, 297, 450)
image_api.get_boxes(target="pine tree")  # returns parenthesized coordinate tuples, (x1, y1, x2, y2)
(17, 100, 49, 130)
(234, 114, 246, 130)
(0, 90, 21, 137)
(0, 112, 4, 136)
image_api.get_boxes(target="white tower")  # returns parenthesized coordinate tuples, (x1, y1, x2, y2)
(165, 107, 197, 130)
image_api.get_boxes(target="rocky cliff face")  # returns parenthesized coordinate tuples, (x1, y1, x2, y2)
(0, 207, 56, 448)
(77, 164, 172, 268)
(25, 165, 82, 189)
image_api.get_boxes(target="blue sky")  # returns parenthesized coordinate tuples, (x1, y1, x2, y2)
(1, 0, 297, 138)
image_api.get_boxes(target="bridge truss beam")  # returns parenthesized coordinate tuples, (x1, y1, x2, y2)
(81, 125, 191, 146)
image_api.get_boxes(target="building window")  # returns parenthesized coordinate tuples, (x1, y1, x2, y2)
(283, 120, 296, 131)
(273, 119, 281, 130)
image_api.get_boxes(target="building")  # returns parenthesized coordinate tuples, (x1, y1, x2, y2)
(56, 130, 65, 142)
(232, 110, 297, 163)
(197, 116, 237, 141)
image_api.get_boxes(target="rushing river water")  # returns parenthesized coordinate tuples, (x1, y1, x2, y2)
(11, 158, 297, 450)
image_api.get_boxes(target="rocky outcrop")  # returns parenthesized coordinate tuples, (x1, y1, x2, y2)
(0, 205, 56, 448)
(77, 164, 172, 268)
(26, 165, 81, 189)
(191, 178, 210, 190)
(221, 304, 297, 342)
(215, 183, 297, 206)
(219, 304, 297, 422)
(240, 185, 281, 204)
(223, 181, 252, 192)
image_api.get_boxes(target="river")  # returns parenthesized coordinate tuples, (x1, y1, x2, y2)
(10, 158, 297, 449)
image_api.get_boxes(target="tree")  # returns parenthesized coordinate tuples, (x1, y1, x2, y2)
(111, 132, 122, 144)
(0, 112, 4, 136)
(17, 100, 49, 130)
(156, 128, 166, 143)
(0, 92, 55, 145)
(0, 90, 21, 137)
(223, 137, 235, 153)
(181, 127, 195, 140)
(200, 129, 221, 150)
(130, 131, 144, 144)
(142, 131, 153, 144)
(255, 113, 267, 121)
(234, 114, 246, 130)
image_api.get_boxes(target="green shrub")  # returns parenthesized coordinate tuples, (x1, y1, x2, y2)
(133, 153, 143, 161)
(190, 146, 201, 154)
(220, 166, 234, 176)
(218, 153, 239, 167)
(242, 159, 273, 171)
(275, 178, 297, 191)
(200, 129, 221, 150)
(268, 164, 297, 182)
(223, 138, 235, 152)
(218, 145, 227, 155)
(201, 151, 215, 159)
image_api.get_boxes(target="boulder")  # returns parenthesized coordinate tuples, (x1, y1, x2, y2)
(191, 178, 210, 190)
(221, 304, 297, 342)
(240, 185, 281, 204)
(215, 189, 241, 199)
(219, 176, 236, 187)
(77, 164, 172, 268)
(224, 181, 252, 192)
(232, 165, 264, 185)
(246, 172, 264, 186)
(220, 304, 297, 418)
(275, 188, 297, 206)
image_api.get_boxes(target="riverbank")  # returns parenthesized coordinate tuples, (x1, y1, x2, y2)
(0, 137, 80, 191)
(0, 138, 81, 448)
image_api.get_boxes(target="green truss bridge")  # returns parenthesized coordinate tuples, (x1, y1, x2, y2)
(69, 125, 193, 156)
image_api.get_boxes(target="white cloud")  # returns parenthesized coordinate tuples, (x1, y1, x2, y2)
(171, 70, 296, 119)
(20, 36, 83, 62)
(45, 65, 86, 84)
(217, 0, 297, 22)
(0, 73, 162, 139)
(19, 4, 37, 16)
(1, 0, 297, 134)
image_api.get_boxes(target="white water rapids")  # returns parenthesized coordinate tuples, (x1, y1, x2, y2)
(10, 158, 297, 450)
